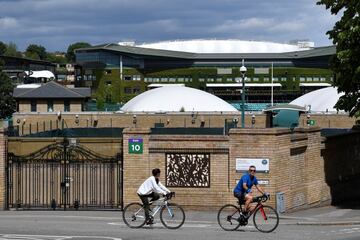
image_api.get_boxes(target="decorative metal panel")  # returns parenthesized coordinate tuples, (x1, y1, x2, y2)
(166, 153, 210, 187)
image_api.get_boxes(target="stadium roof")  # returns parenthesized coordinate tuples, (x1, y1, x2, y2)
(120, 86, 238, 112)
(76, 43, 335, 60)
(137, 40, 311, 54)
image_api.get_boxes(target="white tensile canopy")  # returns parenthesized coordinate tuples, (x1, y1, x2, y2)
(290, 87, 344, 113)
(25, 70, 55, 79)
(120, 86, 238, 113)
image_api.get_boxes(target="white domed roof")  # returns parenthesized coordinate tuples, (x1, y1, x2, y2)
(120, 86, 238, 112)
(290, 87, 344, 113)
(137, 39, 310, 54)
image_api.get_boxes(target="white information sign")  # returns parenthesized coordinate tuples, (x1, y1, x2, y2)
(235, 179, 269, 185)
(258, 180, 269, 185)
(236, 158, 269, 173)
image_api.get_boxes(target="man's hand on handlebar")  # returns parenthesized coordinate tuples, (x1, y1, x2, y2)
(262, 192, 270, 201)
(164, 191, 175, 199)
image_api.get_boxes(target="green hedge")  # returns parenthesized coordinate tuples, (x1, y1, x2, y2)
(91, 67, 333, 103)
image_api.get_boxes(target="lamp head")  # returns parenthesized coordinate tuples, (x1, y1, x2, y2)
(240, 66, 247, 74)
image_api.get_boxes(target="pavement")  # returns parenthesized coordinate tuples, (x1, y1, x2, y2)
(179, 205, 360, 226)
(280, 205, 360, 226)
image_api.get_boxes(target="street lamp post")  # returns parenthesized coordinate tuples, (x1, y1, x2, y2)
(240, 60, 247, 128)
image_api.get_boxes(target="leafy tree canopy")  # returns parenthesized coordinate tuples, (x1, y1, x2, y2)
(46, 52, 67, 64)
(0, 41, 6, 55)
(66, 42, 91, 62)
(4, 42, 22, 58)
(317, 0, 360, 117)
(25, 44, 47, 60)
(0, 61, 16, 119)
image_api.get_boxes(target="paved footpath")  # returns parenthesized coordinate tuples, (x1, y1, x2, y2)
(0, 205, 359, 240)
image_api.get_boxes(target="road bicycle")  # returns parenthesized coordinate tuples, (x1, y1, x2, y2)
(122, 192, 185, 229)
(217, 194, 279, 233)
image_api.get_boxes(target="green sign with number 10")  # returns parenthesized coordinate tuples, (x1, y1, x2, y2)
(128, 138, 143, 154)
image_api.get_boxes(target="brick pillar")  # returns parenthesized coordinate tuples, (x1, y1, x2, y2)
(297, 127, 330, 205)
(0, 128, 6, 210)
(122, 128, 151, 206)
(228, 128, 292, 209)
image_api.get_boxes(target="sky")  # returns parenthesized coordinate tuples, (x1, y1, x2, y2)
(0, 0, 340, 52)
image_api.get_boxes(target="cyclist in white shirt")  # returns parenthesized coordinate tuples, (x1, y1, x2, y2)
(137, 168, 171, 224)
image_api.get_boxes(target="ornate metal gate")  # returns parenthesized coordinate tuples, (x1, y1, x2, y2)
(6, 140, 122, 210)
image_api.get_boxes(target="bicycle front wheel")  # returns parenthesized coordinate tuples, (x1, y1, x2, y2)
(160, 203, 185, 229)
(122, 202, 146, 228)
(253, 205, 279, 233)
(217, 204, 241, 231)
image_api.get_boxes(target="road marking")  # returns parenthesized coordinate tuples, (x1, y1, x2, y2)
(108, 221, 256, 230)
(0, 234, 122, 240)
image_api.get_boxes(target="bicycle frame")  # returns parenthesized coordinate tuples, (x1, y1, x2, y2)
(135, 197, 172, 219)
(235, 199, 266, 220)
(249, 202, 265, 219)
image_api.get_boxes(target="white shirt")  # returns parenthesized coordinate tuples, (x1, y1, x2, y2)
(137, 176, 170, 196)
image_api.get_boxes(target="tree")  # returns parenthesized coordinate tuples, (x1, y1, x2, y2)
(0, 41, 6, 55)
(25, 44, 47, 60)
(0, 60, 16, 119)
(317, 0, 360, 117)
(46, 53, 67, 64)
(4, 42, 22, 58)
(66, 42, 91, 62)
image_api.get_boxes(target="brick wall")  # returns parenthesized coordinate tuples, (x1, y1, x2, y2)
(0, 128, 6, 210)
(122, 128, 231, 209)
(5, 126, 331, 212)
(299, 113, 356, 128)
(18, 100, 82, 114)
(228, 127, 330, 211)
(13, 112, 357, 137)
(13, 112, 268, 136)
(122, 127, 330, 211)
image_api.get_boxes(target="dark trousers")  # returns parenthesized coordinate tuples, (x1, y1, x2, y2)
(234, 192, 245, 205)
(138, 192, 160, 220)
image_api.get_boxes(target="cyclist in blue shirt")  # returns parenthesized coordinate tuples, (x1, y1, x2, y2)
(234, 165, 265, 216)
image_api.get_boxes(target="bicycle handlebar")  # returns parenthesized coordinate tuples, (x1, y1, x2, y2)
(253, 193, 270, 203)
(165, 191, 176, 200)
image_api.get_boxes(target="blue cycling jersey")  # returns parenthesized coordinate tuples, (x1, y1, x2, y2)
(234, 173, 258, 194)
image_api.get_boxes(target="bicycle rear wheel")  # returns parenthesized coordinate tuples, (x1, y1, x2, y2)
(217, 204, 241, 231)
(122, 202, 146, 228)
(253, 205, 279, 233)
(160, 203, 185, 229)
